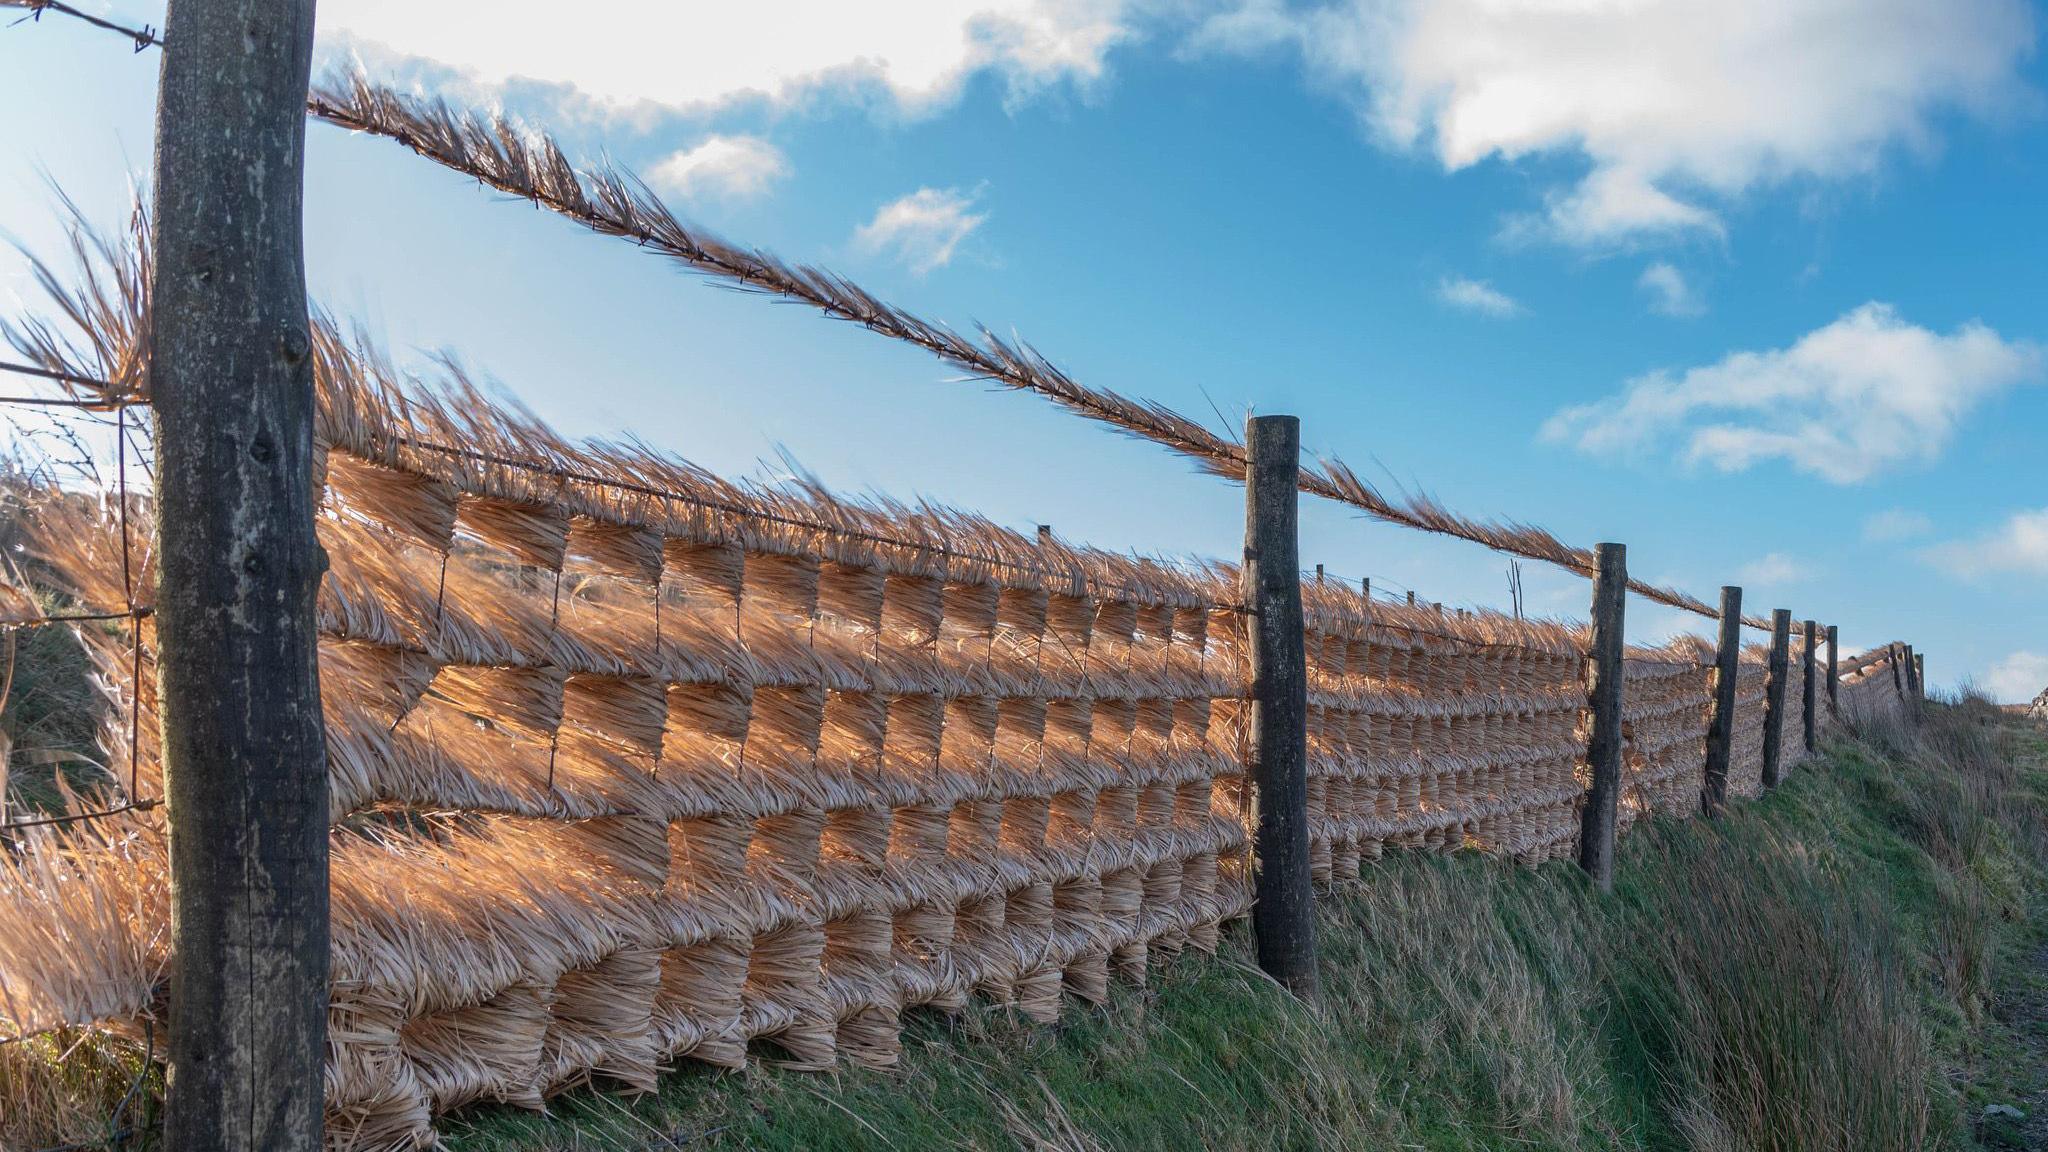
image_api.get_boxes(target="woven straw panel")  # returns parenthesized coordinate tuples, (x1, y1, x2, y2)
(1, 353, 1899, 1150)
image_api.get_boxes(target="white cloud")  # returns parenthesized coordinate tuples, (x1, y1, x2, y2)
(317, 0, 1134, 119)
(1861, 508, 1935, 542)
(646, 136, 789, 202)
(1542, 303, 2042, 483)
(1191, 0, 2036, 246)
(1737, 552, 1816, 585)
(855, 187, 988, 273)
(1434, 275, 1523, 318)
(1924, 507, 2048, 577)
(1638, 262, 1704, 318)
(1981, 650, 2048, 703)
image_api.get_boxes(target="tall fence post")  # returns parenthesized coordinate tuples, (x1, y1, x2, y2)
(1826, 624, 1839, 713)
(1915, 652, 1926, 700)
(1890, 642, 1905, 697)
(1801, 618, 1817, 754)
(1242, 414, 1318, 1002)
(1579, 543, 1626, 892)
(1701, 585, 1742, 818)
(1761, 609, 1791, 788)
(150, 0, 328, 1147)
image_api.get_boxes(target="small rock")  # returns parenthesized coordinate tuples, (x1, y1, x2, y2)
(1983, 1103, 2026, 1122)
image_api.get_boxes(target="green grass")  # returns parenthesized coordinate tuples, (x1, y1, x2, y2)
(435, 698, 2048, 1152)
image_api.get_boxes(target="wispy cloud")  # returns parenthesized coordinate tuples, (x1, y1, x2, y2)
(317, 1, 1136, 119)
(646, 135, 789, 202)
(1638, 261, 1704, 317)
(1186, 0, 2036, 247)
(1542, 304, 2042, 483)
(1434, 275, 1524, 317)
(1923, 507, 2048, 577)
(1861, 508, 1935, 543)
(854, 186, 988, 274)
(1981, 650, 2048, 703)
(1737, 552, 1816, 585)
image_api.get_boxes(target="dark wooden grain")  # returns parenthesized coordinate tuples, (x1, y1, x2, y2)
(150, 2, 329, 1147)
(1761, 610, 1791, 788)
(1702, 586, 1742, 818)
(1802, 619, 1818, 753)
(1579, 543, 1626, 891)
(1243, 415, 1318, 1002)
(1826, 624, 1839, 712)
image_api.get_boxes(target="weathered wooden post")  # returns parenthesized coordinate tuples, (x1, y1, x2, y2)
(1360, 576, 1370, 599)
(1701, 586, 1742, 818)
(1579, 543, 1626, 892)
(1801, 619, 1817, 754)
(151, 0, 328, 1147)
(1915, 652, 1926, 699)
(1242, 414, 1318, 1002)
(1407, 591, 1415, 606)
(1890, 642, 1904, 696)
(1761, 610, 1791, 788)
(1826, 624, 1839, 713)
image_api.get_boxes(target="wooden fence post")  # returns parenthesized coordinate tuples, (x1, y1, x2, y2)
(1579, 543, 1626, 892)
(151, 0, 328, 1147)
(1242, 414, 1318, 1002)
(1762, 609, 1791, 788)
(1701, 585, 1742, 818)
(1890, 643, 1905, 697)
(1826, 624, 1839, 713)
(1802, 619, 1817, 754)
(1915, 652, 1926, 699)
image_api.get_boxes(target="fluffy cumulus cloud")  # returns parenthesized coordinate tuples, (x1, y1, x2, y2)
(1862, 508, 1935, 542)
(1737, 552, 1816, 585)
(855, 187, 989, 273)
(646, 136, 789, 201)
(1191, 0, 2036, 246)
(316, 0, 1134, 117)
(1924, 507, 2048, 577)
(1434, 275, 1523, 317)
(1542, 304, 2042, 483)
(1981, 650, 2048, 703)
(1638, 262, 1704, 318)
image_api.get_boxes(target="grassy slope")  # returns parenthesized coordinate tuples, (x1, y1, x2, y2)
(439, 701, 2048, 1152)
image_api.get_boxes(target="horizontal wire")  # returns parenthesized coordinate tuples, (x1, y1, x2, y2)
(3, 0, 160, 48)
(0, 798, 159, 831)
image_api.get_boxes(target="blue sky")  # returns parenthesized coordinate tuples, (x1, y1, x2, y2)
(3, 1, 2046, 697)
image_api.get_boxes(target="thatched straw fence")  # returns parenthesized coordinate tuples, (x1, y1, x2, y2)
(0, 300, 1905, 1146)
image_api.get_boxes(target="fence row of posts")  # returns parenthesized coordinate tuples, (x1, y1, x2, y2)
(1239, 414, 1922, 1000)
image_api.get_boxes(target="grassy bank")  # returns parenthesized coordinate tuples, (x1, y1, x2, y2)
(441, 699, 2048, 1152)
(7, 699, 2043, 1150)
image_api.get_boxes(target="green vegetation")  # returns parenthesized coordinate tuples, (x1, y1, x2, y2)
(444, 699, 2048, 1152)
